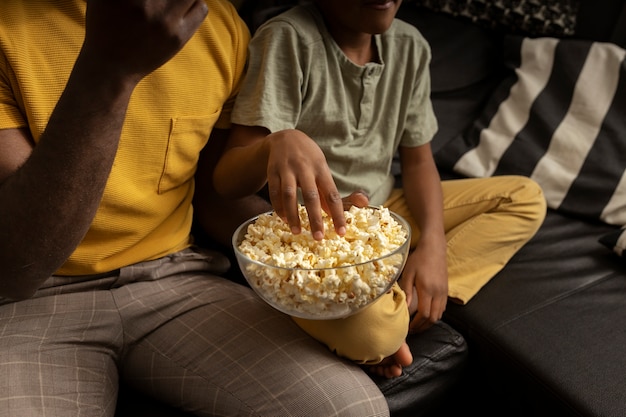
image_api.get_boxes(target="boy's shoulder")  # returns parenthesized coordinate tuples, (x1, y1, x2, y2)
(387, 17, 428, 44)
(254, 4, 322, 43)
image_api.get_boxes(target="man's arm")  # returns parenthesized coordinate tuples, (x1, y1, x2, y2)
(0, 0, 208, 300)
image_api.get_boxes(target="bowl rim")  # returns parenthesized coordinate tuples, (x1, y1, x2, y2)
(231, 206, 412, 272)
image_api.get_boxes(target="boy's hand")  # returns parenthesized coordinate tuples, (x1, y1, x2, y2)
(266, 129, 347, 240)
(400, 239, 448, 333)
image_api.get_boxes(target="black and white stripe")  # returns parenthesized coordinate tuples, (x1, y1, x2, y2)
(437, 36, 626, 226)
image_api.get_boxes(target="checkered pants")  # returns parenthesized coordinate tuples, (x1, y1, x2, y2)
(0, 249, 388, 417)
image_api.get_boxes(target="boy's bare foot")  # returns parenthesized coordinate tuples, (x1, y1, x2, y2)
(365, 341, 413, 379)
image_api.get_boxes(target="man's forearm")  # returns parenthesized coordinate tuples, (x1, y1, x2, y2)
(0, 53, 136, 299)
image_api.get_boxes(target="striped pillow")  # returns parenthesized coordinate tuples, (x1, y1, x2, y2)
(436, 36, 626, 226)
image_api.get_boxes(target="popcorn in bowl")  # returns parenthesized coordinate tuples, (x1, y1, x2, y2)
(232, 205, 411, 319)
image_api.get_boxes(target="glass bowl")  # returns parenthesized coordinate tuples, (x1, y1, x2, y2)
(232, 206, 411, 320)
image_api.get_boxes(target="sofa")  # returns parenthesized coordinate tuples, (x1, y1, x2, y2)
(117, 1, 626, 416)
(395, 1, 626, 416)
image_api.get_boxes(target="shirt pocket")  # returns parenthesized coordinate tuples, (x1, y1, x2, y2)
(158, 113, 220, 194)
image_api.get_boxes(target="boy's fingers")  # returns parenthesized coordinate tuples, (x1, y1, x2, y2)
(267, 172, 299, 232)
(321, 187, 346, 237)
(301, 186, 325, 240)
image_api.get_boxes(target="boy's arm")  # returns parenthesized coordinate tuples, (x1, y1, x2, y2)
(213, 124, 272, 199)
(194, 127, 272, 247)
(398, 143, 449, 333)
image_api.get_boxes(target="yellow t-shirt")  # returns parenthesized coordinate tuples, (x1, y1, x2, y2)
(0, 0, 250, 275)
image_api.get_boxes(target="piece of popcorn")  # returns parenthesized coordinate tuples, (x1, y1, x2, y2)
(238, 205, 408, 317)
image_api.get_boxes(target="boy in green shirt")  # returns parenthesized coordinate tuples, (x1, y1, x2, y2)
(215, 0, 546, 378)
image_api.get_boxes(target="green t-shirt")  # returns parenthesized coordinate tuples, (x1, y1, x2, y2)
(232, 4, 437, 205)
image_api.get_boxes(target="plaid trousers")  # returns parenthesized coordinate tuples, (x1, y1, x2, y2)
(0, 249, 388, 417)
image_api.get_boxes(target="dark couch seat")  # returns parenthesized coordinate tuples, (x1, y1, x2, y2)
(443, 210, 626, 417)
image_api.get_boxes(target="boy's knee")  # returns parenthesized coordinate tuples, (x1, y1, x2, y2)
(510, 176, 547, 224)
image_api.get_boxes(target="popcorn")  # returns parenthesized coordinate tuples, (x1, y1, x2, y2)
(237, 205, 409, 318)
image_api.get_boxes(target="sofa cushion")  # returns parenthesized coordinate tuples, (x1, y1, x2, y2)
(398, 6, 504, 93)
(435, 36, 626, 226)
(443, 209, 625, 417)
(397, 6, 508, 155)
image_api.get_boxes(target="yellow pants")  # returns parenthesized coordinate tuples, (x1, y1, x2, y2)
(294, 175, 547, 364)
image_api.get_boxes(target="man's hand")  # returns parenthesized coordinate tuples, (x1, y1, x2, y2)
(83, 0, 208, 82)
